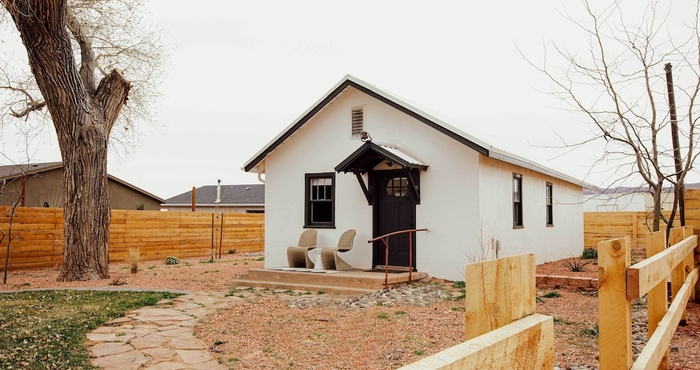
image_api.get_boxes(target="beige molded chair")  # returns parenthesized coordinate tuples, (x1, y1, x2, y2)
(320, 229, 356, 271)
(286, 230, 318, 268)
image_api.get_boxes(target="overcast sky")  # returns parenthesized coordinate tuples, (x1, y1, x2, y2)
(1, 1, 697, 199)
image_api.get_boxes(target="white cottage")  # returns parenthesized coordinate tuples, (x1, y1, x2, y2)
(244, 75, 585, 281)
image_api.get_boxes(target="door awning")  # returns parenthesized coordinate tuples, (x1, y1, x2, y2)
(335, 141, 428, 174)
(335, 141, 428, 205)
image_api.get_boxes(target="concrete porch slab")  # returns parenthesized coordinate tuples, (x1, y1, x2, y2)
(232, 268, 428, 294)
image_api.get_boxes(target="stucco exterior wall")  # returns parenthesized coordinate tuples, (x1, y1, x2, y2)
(478, 156, 583, 265)
(262, 88, 482, 280)
(0, 169, 162, 210)
(0, 168, 63, 207)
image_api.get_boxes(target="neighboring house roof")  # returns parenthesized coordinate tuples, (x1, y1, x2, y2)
(244, 74, 589, 187)
(164, 184, 265, 206)
(0, 162, 165, 203)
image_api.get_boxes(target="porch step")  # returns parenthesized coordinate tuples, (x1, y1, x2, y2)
(231, 279, 377, 295)
(232, 268, 428, 295)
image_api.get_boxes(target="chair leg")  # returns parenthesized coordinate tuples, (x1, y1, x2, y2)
(320, 249, 336, 270)
(287, 246, 309, 268)
(334, 253, 353, 271)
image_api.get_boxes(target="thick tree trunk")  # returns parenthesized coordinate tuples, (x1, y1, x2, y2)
(4, 0, 131, 281)
(57, 118, 111, 281)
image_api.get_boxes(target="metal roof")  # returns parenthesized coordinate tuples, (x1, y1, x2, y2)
(244, 74, 589, 187)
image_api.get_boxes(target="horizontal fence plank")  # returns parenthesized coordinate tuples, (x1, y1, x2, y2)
(0, 207, 264, 269)
(398, 314, 553, 370)
(631, 268, 699, 370)
(626, 236, 698, 299)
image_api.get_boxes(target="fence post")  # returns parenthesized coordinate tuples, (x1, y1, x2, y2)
(465, 254, 536, 340)
(695, 228, 700, 303)
(598, 236, 632, 370)
(647, 230, 668, 370)
(669, 228, 687, 324)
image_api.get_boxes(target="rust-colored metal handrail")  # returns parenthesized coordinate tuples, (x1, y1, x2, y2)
(367, 228, 428, 289)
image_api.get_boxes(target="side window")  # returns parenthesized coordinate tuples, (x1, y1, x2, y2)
(305, 173, 335, 228)
(546, 182, 553, 226)
(513, 173, 523, 228)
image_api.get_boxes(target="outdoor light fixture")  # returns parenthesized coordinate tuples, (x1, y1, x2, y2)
(360, 131, 372, 142)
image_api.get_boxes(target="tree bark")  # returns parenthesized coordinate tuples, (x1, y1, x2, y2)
(4, 0, 131, 280)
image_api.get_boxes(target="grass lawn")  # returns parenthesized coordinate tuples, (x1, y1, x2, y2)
(0, 290, 181, 369)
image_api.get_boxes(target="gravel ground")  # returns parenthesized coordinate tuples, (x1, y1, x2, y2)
(1, 254, 698, 369)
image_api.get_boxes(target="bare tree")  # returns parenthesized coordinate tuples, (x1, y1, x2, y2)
(525, 0, 700, 234)
(1, 1, 165, 280)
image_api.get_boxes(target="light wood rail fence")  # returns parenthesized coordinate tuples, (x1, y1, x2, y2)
(598, 226, 700, 370)
(400, 254, 553, 369)
(0, 207, 264, 270)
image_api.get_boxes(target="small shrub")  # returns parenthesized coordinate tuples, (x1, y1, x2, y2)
(395, 310, 407, 316)
(580, 322, 599, 336)
(136, 203, 145, 210)
(255, 256, 265, 261)
(228, 249, 236, 254)
(563, 257, 590, 272)
(377, 312, 390, 320)
(582, 248, 598, 260)
(414, 350, 425, 356)
(165, 256, 180, 265)
(126, 248, 140, 273)
(542, 291, 561, 298)
(452, 281, 466, 288)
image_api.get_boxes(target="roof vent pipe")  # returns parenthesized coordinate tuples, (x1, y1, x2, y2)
(215, 179, 221, 204)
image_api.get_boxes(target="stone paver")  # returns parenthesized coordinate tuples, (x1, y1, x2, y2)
(88, 291, 238, 369)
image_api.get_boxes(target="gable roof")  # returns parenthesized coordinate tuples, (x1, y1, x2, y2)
(244, 75, 587, 187)
(0, 162, 165, 203)
(164, 184, 265, 206)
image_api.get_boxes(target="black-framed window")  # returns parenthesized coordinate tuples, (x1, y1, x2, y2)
(305, 172, 335, 228)
(546, 182, 553, 226)
(513, 173, 523, 228)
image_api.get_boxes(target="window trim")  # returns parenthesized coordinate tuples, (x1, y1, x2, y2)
(546, 182, 553, 227)
(513, 173, 523, 228)
(304, 172, 336, 228)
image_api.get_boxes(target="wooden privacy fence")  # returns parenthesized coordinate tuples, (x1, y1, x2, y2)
(585, 188, 700, 252)
(401, 254, 553, 369)
(584, 211, 671, 251)
(598, 226, 700, 370)
(0, 207, 264, 270)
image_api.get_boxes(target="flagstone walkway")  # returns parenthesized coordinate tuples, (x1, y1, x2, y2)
(87, 291, 237, 370)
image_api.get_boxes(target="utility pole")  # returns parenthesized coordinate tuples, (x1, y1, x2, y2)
(665, 62, 685, 226)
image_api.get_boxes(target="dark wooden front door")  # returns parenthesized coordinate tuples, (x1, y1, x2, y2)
(373, 170, 418, 269)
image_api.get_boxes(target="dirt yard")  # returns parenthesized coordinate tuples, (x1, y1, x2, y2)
(1, 254, 698, 369)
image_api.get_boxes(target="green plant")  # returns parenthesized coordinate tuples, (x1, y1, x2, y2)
(580, 322, 599, 336)
(581, 248, 598, 260)
(0, 290, 181, 369)
(200, 258, 215, 264)
(542, 291, 561, 298)
(255, 256, 265, 261)
(136, 203, 145, 210)
(228, 249, 236, 254)
(452, 281, 466, 288)
(395, 310, 407, 316)
(563, 257, 590, 272)
(377, 312, 390, 320)
(164, 256, 180, 265)
(317, 291, 325, 295)
(414, 350, 425, 355)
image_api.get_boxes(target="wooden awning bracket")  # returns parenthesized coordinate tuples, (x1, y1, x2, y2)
(404, 168, 420, 204)
(354, 170, 372, 205)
